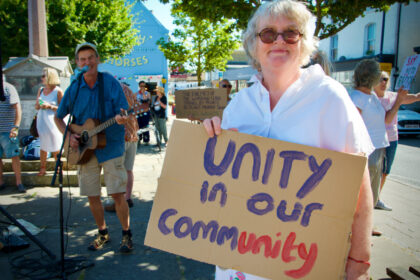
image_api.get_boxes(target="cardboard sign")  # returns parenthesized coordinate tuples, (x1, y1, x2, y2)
(175, 88, 227, 120)
(145, 121, 367, 279)
(395, 54, 420, 90)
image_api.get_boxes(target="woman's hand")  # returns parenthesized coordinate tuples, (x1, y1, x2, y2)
(203, 116, 222, 137)
(395, 86, 408, 106)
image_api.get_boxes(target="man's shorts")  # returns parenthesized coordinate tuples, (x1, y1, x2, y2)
(78, 155, 127, 196)
(124, 141, 137, 171)
(0, 132, 20, 158)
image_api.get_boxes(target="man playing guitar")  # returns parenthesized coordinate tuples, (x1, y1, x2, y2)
(54, 42, 133, 253)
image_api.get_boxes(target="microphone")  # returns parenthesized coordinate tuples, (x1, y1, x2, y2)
(70, 65, 89, 83)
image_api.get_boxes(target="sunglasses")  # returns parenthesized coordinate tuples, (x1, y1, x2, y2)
(257, 28, 303, 44)
(222, 84, 232, 88)
(41, 75, 46, 78)
(381, 77, 389, 82)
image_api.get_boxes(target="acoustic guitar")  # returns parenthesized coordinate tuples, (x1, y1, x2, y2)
(64, 102, 148, 165)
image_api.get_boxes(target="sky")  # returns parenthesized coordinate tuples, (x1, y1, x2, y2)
(143, 0, 176, 33)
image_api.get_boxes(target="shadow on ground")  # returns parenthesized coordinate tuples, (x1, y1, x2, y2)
(0, 193, 214, 280)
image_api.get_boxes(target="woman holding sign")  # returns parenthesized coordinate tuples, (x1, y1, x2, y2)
(203, 1, 374, 279)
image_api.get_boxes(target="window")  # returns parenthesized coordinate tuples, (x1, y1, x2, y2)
(365, 23, 376, 56)
(330, 35, 338, 61)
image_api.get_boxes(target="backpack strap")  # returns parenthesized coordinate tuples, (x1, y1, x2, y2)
(97, 72, 106, 122)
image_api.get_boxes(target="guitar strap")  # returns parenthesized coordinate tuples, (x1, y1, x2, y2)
(97, 72, 106, 122)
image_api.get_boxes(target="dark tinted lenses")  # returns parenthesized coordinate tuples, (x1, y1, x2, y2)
(258, 28, 301, 44)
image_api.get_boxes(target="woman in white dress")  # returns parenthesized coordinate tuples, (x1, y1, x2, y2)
(203, 0, 373, 279)
(35, 67, 64, 176)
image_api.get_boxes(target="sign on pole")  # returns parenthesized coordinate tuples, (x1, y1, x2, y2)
(145, 121, 367, 279)
(395, 54, 420, 90)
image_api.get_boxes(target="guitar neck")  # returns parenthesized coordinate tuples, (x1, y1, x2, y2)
(89, 117, 117, 137)
(87, 106, 139, 138)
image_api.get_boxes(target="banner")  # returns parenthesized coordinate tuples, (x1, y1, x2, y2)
(175, 88, 227, 120)
(145, 121, 367, 279)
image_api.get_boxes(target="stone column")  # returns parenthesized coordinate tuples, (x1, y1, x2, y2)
(28, 0, 49, 57)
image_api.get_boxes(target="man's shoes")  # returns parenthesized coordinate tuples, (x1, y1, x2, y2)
(105, 199, 134, 212)
(17, 184, 26, 193)
(0, 184, 6, 191)
(119, 234, 133, 253)
(375, 200, 392, 211)
(87, 232, 110, 251)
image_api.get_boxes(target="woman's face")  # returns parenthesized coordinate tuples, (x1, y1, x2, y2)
(41, 72, 47, 85)
(374, 74, 389, 95)
(255, 16, 302, 73)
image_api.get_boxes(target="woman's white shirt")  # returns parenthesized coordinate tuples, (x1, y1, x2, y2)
(349, 89, 389, 149)
(221, 64, 374, 155)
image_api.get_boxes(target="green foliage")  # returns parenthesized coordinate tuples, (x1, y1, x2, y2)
(159, 0, 416, 39)
(1, 0, 138, 64)
(157, 10, 240, 85)
(0, 0, 28, 63)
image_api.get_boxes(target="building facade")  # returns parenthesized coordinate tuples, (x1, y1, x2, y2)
(99, 0, 169, 94)
(318, 1, 420, 95)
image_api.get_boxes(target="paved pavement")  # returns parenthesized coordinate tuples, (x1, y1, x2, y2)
(0, 116, 419, 279)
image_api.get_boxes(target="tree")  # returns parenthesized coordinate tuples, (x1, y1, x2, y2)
(0, 0, 138, 64)
(160, 0, 417, 39)
(157, 11, 240, 85)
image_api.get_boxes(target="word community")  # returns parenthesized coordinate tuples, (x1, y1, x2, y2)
(158, 136, 333, 278)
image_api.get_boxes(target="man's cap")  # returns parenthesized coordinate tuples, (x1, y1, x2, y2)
(154, 86, 165, 94)
(75, 42, 98, 56)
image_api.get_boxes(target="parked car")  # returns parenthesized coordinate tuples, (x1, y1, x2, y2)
(398, 106, 420, 136)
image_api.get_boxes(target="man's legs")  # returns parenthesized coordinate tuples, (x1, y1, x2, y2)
(111, 192, 130, 230)
(87, 196, 107, 230)
(125, 170, 133, 201)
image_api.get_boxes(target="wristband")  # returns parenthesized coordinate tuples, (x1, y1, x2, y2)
(347, 256, 370, 267)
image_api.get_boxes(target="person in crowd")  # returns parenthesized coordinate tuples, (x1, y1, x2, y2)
(136, 81, 151, 146)
(310, 49, 333, 76)
(0, 80, 26, 193)
(35, 67, 64, 176)
(374, 71, 420, 211)
(105, 82, 139, 212)
(219, 79, 233, 102)
(152, 86, 168, 146)
(54, 42, 133, 253)
(203, 1, 374, 279)
(349, 60, 389, 217)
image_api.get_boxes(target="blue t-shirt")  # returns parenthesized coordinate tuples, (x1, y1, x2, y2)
(57, 72, 128, 163)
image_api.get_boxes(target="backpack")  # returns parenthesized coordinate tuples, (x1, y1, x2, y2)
(22, 138, 45, 160)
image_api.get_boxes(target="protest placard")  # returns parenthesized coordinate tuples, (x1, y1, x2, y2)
(145, 120, 367, 279)
(395, 54, 420, 90)
(175, 88, 227, 120)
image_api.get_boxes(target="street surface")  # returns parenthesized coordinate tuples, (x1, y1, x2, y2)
(0, 116, 419, 279)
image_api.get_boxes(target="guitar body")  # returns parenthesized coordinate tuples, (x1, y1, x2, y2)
(64, 119, 106, 165)
(64, 101, 146, 165)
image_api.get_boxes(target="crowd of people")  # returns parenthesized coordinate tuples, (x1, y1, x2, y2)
(1, 0, 419, 278)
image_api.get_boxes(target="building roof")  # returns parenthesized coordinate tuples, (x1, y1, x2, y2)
(3, 53, 73, 77)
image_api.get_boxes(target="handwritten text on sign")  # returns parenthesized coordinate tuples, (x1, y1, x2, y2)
(395, 54, 420, 90)
(145, 121, 366, 279)
(175, 88, 227, 120)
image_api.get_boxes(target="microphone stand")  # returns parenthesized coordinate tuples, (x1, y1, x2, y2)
(50, 71, 93, 279)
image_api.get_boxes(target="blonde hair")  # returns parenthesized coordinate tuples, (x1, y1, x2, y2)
(380, 71, 391, 90)
(43, 67, 60, 86)
(242, 0, 318, 70)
